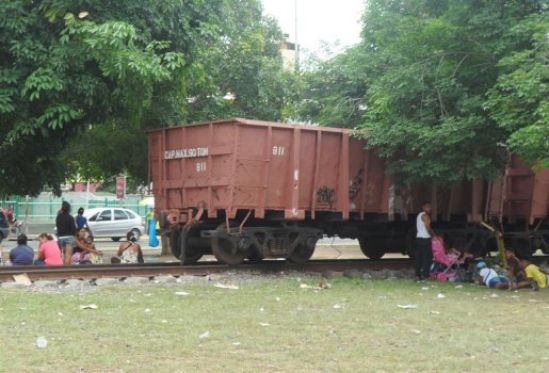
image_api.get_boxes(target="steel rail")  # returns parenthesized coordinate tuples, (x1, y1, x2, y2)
(0, 259, 412, 282)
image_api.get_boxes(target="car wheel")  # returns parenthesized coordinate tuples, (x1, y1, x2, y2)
(111, 237, 121, 242)
(130, 228, 141, 241)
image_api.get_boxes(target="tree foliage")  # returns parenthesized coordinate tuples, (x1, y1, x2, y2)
(5, 0, 545, 195)
(294, 48, 368, 127)
(0, 0, 215, 194)
(184, 0, 296, 122)
(1, 0, 295, 194)
(296, 0, 548, 184)
(60, 0, 293, 186)
(485, 14, 549, 168)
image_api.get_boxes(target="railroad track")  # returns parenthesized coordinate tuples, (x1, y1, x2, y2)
(0, 259, 412, 282)
(2, 256, 547, 282)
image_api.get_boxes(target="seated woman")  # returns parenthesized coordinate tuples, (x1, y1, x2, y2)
(73, 228, 103, 264)
(36, 233, 64, 266)
(112, 232, 144, 264)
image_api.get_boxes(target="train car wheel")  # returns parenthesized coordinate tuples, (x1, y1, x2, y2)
(211, 225, 246, 265)
(287, 244, 315, 264)
(247, 250, 264, 263)
(358, 237, 385, 260)
(169, 229, 203, 264)
(405, 230, 416, 259)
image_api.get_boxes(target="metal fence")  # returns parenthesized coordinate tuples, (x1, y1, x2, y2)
(0, 195, 150, 224)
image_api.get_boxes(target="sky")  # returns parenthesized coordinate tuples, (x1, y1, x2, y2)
(261, 0, 364, 58)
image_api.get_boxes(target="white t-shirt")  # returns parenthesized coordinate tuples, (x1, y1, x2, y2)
(121, 249, 138, 264)
(479, 268, 498, 286)
(416, 212, 430, 238)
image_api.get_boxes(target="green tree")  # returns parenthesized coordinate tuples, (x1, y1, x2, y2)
(296, 0, 547, 184)
(184, 0, 296, 122)
(0, 0, 228, 194)
(361, 0, 546, 184)
(61, 0, 294, 188)
(293, 47, 368, 127)
(486, 15, 549, 168)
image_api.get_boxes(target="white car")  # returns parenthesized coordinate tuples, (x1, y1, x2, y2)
(84, 208, 145, 242)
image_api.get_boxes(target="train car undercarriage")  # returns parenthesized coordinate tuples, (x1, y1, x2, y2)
(164, 210, 549, 265)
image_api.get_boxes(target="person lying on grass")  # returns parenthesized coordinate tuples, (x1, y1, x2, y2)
(505, 248, 535, 290)
(520, 258, 546, 290)
(474, 261, 509, 290)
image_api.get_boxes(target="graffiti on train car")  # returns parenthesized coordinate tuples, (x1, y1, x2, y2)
(317, 186, 336, 208)
(349, 169, 364, 200)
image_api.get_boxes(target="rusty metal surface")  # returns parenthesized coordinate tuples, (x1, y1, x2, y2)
(148, 118, 391, 221)
(148, 119, 549, 226)
(485, 156, 549, 224)
(0, 259, 412, 282)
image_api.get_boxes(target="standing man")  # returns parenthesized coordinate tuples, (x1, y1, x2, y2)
(415, 201, 436, 281)
(56, 201, 77, 265)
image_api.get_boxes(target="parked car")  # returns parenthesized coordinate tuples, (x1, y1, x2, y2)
(84, 208, 145, 242)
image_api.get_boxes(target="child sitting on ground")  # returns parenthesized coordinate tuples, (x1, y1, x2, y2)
(73, 228, 103, 264)
(505, 248, 535, 290)
(520, 258, 547, 290)
(474, 261, 509, 289)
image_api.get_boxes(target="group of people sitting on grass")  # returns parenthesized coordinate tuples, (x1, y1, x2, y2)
(416, 201, 546, 291)
(428, 239, 547, 291)
(473, 248, 547, 290)
(1, 201, 143, 266)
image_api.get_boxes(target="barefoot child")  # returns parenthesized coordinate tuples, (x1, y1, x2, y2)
(505, 248, 535, 290)
(520, 259, 547, 290)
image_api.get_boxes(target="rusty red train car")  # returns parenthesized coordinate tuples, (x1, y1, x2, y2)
(148, 118, 549, 263)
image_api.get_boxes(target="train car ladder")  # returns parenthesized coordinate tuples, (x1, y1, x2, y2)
(484, 177, 506, 223)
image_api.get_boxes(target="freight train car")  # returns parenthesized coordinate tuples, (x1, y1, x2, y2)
(148, 119, 549, 264)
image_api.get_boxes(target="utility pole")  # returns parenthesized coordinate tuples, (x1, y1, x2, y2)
(294, 0, 300, 72)
(85, 180, 90, 210)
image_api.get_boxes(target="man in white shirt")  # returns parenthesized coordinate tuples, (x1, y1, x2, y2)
(415, 201, 436, 280)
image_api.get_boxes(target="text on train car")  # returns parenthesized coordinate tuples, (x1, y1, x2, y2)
(164, 147, 209, 159)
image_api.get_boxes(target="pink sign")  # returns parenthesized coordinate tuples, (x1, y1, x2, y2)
(116, 177, 126, 199)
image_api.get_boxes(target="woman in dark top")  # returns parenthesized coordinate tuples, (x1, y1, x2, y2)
(56, 201, 77, 265)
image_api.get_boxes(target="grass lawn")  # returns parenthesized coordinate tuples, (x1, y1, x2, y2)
(1, 276, 549, 372)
